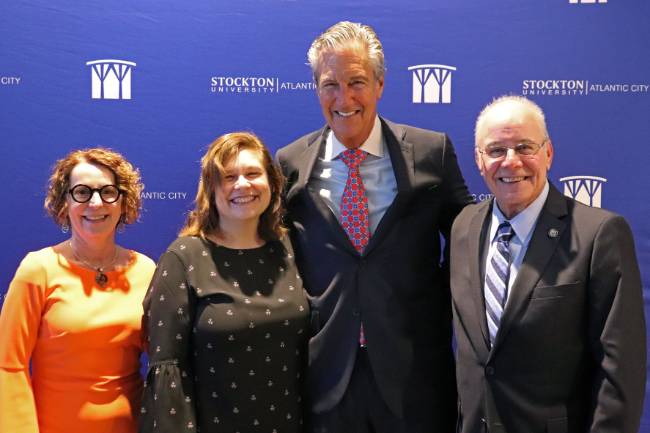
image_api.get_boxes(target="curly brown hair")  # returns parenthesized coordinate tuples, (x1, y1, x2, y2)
(180, 132, 286, 241)
(44, 147, 144, 228)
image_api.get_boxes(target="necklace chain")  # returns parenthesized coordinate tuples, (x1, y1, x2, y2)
(69, 241, 119, 287)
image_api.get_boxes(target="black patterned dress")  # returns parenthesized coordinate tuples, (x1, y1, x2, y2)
(140, 236, 309, 433)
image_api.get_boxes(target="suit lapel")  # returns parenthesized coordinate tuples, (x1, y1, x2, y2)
(291, 119, 416, 257)
(489, 184, 568, 354)
(296, 127, 326, 192)
(364, 119, 414, 255)
(382, 118, 414, 192)
(288, 126, 359, 256)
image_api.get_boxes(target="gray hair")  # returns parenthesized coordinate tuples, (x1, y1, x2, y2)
(307, 21, 385, 82)
(475, 95, 549, 146)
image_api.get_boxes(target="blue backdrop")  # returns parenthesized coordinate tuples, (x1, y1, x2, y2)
(2, 0, 649, 429)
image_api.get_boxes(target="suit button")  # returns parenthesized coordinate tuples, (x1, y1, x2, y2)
(352, 309, 361, 317)
(485, 366, 495, 376)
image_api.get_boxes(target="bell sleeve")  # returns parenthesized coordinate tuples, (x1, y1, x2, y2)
(139, 251, 198, 433)
(0, 253, 45, 433)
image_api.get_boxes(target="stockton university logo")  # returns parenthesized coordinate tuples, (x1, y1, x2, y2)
(408, 64, 456, 104)
(559, 176, 607, 208)
(86, 59, 136, 100)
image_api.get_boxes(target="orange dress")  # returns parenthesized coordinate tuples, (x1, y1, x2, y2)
(0, 246, 155, 433)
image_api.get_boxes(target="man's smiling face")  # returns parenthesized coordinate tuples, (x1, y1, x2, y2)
(316, 45, 384, 149)
(475, 100, 554, 219)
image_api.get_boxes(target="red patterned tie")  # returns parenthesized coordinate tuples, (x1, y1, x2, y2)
(340, 148, 370, 346)
(340, 149, 370, 252)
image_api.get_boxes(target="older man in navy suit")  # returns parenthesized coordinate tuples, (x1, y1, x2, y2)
(451, 95, 645, 433)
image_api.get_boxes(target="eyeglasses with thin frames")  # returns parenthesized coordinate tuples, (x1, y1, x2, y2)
(68, 184, 122, 204)
(477, 139, 548, 160)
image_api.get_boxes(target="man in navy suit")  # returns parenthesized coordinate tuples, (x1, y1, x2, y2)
(276, 21, 472, 433)
(451, 95, 645, 433)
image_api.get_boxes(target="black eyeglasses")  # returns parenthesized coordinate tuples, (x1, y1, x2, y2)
(477, 139, 547, 160)
(69, 184, 122, 203)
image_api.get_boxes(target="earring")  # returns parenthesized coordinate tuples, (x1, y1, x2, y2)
(61, 223, 69, 234)
(117, 215, 126, 234)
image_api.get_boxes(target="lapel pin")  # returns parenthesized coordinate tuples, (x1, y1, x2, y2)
(548, 228, 559, 238)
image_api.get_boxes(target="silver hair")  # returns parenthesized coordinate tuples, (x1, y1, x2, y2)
(474, 95, 549, 146)
(307, 21, 385, 82)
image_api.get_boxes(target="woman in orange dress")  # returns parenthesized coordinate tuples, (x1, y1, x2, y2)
(0, 148, 156, 433)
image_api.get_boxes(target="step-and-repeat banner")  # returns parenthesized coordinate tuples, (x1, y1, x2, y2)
(2, 0, 649, 427)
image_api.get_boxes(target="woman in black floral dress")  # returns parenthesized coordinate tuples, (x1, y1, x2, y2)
(140, 132, 309, 433)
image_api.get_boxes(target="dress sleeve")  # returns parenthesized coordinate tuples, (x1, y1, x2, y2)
(0, 253, 45, 433)
(139, 251, 198, 433)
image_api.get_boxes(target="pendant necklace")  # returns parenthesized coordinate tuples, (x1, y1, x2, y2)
(69, 241, 119, 287)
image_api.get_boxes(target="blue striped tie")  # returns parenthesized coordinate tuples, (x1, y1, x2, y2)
(485, 222, 514, 346)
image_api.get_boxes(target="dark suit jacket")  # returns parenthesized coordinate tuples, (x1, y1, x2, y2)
(276, 117, 472, 430)
(451, 183, 646, 433)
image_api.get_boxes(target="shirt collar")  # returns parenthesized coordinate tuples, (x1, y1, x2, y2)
(323, 116, 384, 161)
(489, 181, 549, 244)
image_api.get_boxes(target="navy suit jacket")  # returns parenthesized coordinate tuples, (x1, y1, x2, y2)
(277, 117, 472, 430)
(451, 183, 646, 433)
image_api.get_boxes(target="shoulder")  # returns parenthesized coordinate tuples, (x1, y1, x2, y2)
(7, 247, 59, 298)
(381, 117, 447, 145)
(276, 128, 323, 164)
(14, 247, 57, 278)
(451, 200, 492, 242)
(149, 237, 208, 276)
(563, 196, 631, 236)
(557, 197, 640, 284)
(382, 118, 458, 171)
(166, 236, 208, 256)
(452, 200, 489, 232)
(544, 184, 624, 231)
(129, 250, 157, 272)
(272, 235, 294, 256)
